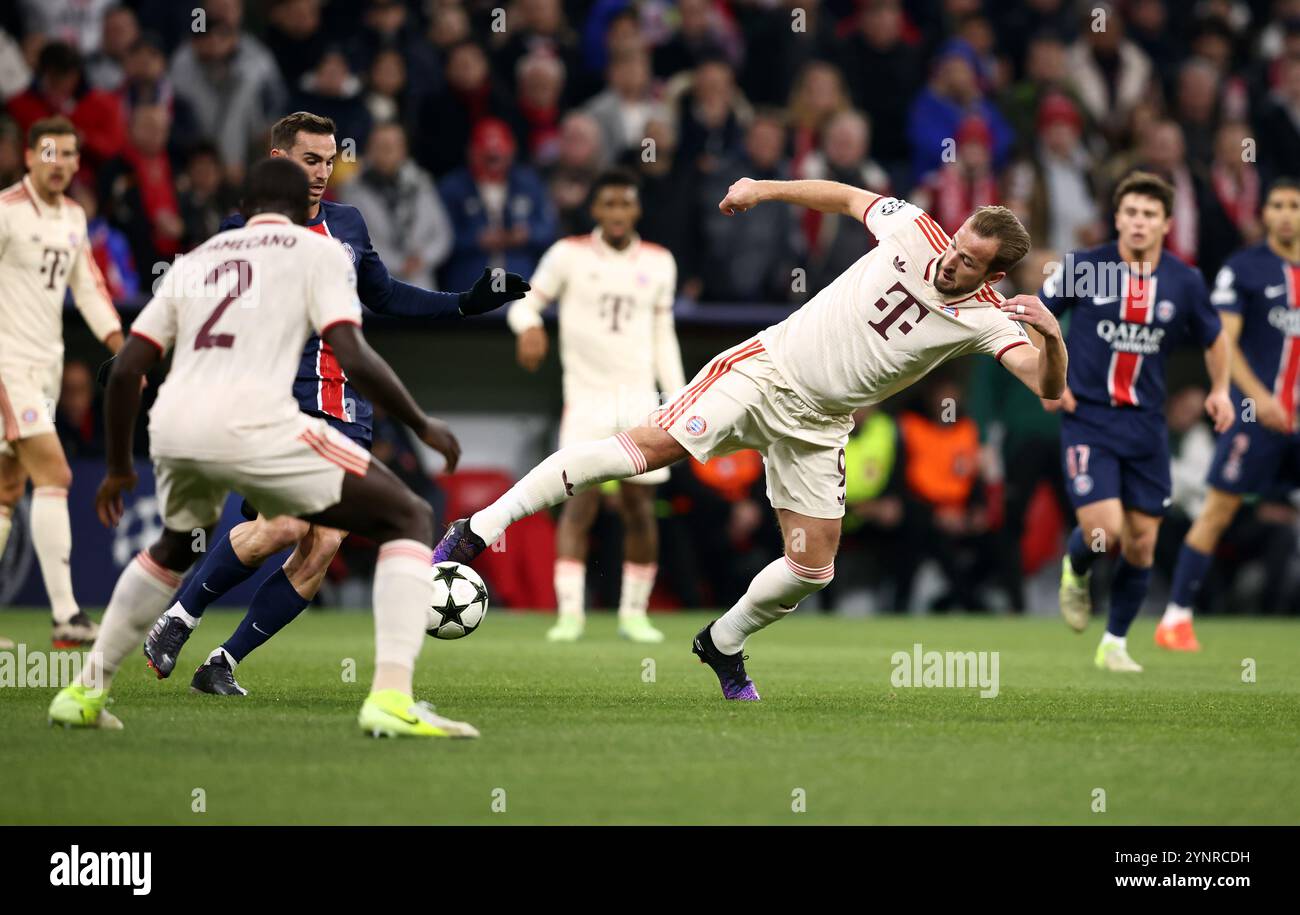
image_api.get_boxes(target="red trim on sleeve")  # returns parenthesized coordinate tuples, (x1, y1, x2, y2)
(131, 330, 166, 354)
(995, 339, 1030, 362)
(861, 196, 884, 229)
(319, 317, 362, 337)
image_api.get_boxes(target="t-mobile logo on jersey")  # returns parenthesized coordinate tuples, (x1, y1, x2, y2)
(869, 281, 929, 341)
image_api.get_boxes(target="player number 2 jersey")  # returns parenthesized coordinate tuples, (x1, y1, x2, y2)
(130, 214, 364, 459)
(758, 197, 1029, 416)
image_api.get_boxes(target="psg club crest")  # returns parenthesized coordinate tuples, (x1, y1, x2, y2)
(1073, 474, 1093, 497)
(1156, 300, 1176, 323)
(339, 241, 357, 264)
(685, 416, 708, 436)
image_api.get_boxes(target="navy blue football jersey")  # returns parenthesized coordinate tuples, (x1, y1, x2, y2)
(220, 200, 461, 445)
(1040, 243, 1221, 418)
(1211, 243, 1300, 423)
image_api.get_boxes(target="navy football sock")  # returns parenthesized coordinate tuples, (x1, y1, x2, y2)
(1106, 558, 1153, 638)
(175, 534, 260, 619)
(1169, 543, 1211, 608)
(1066, 526, 1100, 576)
(222, 569, 310, 663)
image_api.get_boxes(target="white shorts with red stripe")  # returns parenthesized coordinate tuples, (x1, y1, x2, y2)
(0, 360, 60, 456)
(152, 415, 371, 530)
(653, 337, 855, 519)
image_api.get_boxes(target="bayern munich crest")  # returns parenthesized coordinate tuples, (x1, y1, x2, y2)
(1156, 300, 1176, 323)
(21, 408, 37, 423)
(685, 416, 708, 435)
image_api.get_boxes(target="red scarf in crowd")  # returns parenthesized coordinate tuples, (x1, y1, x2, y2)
(123, 144, 180, 257)
(928, 165, 999, 235)
(1211, 163, 1260, 233)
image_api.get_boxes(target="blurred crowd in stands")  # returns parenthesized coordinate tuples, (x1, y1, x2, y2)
(6, 0, 1300, 613)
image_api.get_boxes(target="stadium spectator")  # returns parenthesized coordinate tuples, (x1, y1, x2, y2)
(99, 103, 183, 273)
(673, 54, 747, 178)
(345, 0, 440, 104)
(1209, 121, 1263, 245)
(85, 4, 138, 91)
(169, 3, 287, 181)
(264, 0, 328, 90)
(342, 122, 452, 290)
(617, 112, 694, 258)
(118, 32, 199, 169)
(54, 361, 104, 459)
(492, 0, 583, 109)
(832, 405, 906, 613)
(176, 140, 237, 251)
(1176, 58, 1224, 170)
(17, 0, 111, 55)
(514, 50, 566, 168)
(583, 49, 660, 168)
(905, 38, 1012, 185)
(0, 118, 21, 187)
(1254, 53, 1300, 186)
(798, 110, 891, 292)
(70, 178, 138, 302)
(414, 40, 518, 178)
(911, 115, 1001, 236)
(1125, 0, 1184, 76)
(994, 0, 1078, 81)
(6, 41, 127, 176)
(785, 60, 852, 179)
(835, 0, 924, 182)
(290, 48, 373, 159)
(1005, 93, 1104, 253)
(437, 117, 558, 292)
(895, 376, 1000, 613)
(1064, 2, 1154, 147)
(544, 111, 604, 236)
(690, 111, 801, 303)
(652, 0, 743, 78)
(0, 28, 30, 100)
(1002, 33, 1087, 158)
(427, 0, 471, 55)
(363, 48, 413, 129)
(736, 0, 837, 108)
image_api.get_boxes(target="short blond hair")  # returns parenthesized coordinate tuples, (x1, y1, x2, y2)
(969, 205, 1031, 274)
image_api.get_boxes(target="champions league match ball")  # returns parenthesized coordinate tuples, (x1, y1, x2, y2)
(427, 561, 490, 640)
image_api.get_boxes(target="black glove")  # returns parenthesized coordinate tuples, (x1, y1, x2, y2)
(458, 267, 530, 316)
(96, 355, 117, 389)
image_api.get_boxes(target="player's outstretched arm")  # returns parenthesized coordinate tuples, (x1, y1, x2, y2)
(998, 294, 1068, 399)
(96, 335, 159, 526)
(321, 322, 461, 472)
(719, 177, 880, 220)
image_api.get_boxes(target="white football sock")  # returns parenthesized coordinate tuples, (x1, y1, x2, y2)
(1161, 604, 1193, 626)
(618, 561, 657, 622)
(32, 486, 79, 623)
(371, 540, 433, 695)
(0, 504, 12, 558)
(470, 434, 645, 544)
(164, 603, 200, 628)
(79, 551, 183, 690)
(711, 556, 834, 655)
(554, 557, 585, 621)
(1101, 631, 1127, 649)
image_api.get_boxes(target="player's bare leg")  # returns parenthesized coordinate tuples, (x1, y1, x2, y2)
(1060, 499, 1123, 632)
(49, 526, 211, 728)
(695, 509, 839, 701)
(0, 453, 24, 649)
(189, 523, 350, 696)
(145, 514, 308, 680)
(548, 488, 600, 642)
(1093, 508, 1160, 673)
(435, 423, 688, 564)
(615, 481, 664, 643)
(303, 458, 477, 738)
(1160, 487, 1241, 652)
(13, 433, 97, 646)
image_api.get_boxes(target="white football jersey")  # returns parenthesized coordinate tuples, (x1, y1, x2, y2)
(759, 197, 1030, 415)
(508, 228, 684, 421)
(0, 176, 121, 371)
(132, 213, 363, 458)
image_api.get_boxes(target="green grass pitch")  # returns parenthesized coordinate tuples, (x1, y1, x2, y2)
(1, 608, 1297, 824)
